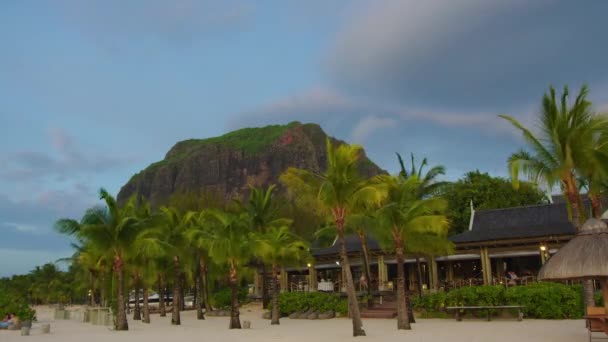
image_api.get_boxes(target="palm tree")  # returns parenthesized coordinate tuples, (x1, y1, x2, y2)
(280, 139, 383, 337)
(396, 152, 447, 301)
(56, 189, 141, 330)
(500, 85, 608, 307)
(499, 85, 607, 227)
(186, 214, 217, 318)
(156, 206, 192, 325)
(244, 185, 291, 309)
(578, 129, 608, 218)
(254, 225, 308, 325)
(202, 208, 253, 329)
(397, 153, 447, 196)
(372, 175, 449, 330)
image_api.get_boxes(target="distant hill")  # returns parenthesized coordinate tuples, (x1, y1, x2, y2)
(117, 122, 385, 205)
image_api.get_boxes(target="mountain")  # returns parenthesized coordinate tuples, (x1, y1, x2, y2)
(117, 122, 385, 205)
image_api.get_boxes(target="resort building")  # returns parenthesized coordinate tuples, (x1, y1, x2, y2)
(254, 199, 597, 295)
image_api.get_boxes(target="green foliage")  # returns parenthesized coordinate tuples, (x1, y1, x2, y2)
(276, 292, 348, 316)
(440, 171, 547, 234)
(594, 292, 604, 307)
(211, 287, 249, 309)
(0, 263, 86, 306)
(0, 292, 36, 321)
(413, 283, 584, 319)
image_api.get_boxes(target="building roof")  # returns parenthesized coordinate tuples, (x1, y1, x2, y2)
(449, 202, 576, 244)
(312, 234, 382, 258)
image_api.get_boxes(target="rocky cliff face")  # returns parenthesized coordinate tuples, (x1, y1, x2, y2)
(117, 122, 385, 206)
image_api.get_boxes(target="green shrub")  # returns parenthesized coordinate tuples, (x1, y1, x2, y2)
(276, 292, 348, 316)
(504, 282, 583, 319)
(211, 287, 249, 309)
(413, 283, 583, 319)
(0, 292, 36, 321)
(595, 292, 604, 307)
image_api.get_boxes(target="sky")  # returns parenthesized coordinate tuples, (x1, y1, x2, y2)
(1, 0, 608, 277)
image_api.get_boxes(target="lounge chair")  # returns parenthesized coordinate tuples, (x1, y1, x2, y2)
(586, 307, 608, 342)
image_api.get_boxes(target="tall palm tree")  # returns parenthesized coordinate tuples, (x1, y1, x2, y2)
(500, 85, 608, 307)
(254, 225, 308, 325)
(499, 85, 607, 227)
(396, 152, 448, 323)
(186, 214, 217, 318)
(244, 185, 291, 309)
(56, 189, 141, 330)
(281, 139, 383, 337)
(202, 208, 253, 329)
(156, 206, 192, 325)
(372, 175, 449, 330)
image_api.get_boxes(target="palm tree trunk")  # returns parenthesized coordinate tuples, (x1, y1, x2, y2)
(590, 193, 603, 219)
(172, 256, 181, 325)
(133, 274, 141, 320)
(100, 274, 106, 307)
(229, 263, 241, 329)
(395, 246, 411, 330)
(142, 285, 150, 323)
(158, 275, 166, 317)
(358, 232, 374, 308)
(115, 258, 128, 331)
(415, 256, 423, 297)
(201, 260, 212, 312)
(271, 264, 280, 325)
(261, 263, 270, 309)
(337, 227, 366, 336)
(179, 274, 186, 311)
(195, 251, 205, 320)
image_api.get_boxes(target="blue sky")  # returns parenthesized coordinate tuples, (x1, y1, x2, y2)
(1, 0, 607, 276)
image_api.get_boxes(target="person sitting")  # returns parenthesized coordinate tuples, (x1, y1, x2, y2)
(0, 314, 14, 329)
(507, 271, 519, 286)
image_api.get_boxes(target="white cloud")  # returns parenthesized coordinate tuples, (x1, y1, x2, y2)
(351, 116, 396, 143)
(3, 222, 42, 234)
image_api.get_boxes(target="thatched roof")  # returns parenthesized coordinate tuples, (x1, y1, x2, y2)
(538, 218, 608, 280)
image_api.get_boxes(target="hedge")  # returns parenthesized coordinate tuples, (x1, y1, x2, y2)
(413, 282, 584, 319)
(276, 292, 348, 316)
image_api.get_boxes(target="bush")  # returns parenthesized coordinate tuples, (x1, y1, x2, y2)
(211, 287, 249, 309)
(0, 292, 36, 321)
(276, 292, 348, 316)
(504, 283, 583, 319)
(595, 292, 604, 307)
(413, 282, 583, 319)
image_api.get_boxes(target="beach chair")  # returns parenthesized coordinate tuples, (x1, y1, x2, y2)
(586, 306, 608, 342)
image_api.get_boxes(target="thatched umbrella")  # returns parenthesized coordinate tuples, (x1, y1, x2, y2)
(538, 218, 608, 310)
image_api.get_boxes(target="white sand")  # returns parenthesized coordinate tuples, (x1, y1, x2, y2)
(1, 304, 591, 342)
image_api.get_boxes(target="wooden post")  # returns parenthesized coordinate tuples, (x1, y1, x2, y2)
(308, 265, 317, 292)
(447, 261, 454, 282)
(480, 247, 492, 285)
(430, 256, 439, 292)
(378, 255, 388, 290)
(280, 268, 288, 292)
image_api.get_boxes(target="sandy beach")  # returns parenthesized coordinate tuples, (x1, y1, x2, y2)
(0, 304, 591, 342)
